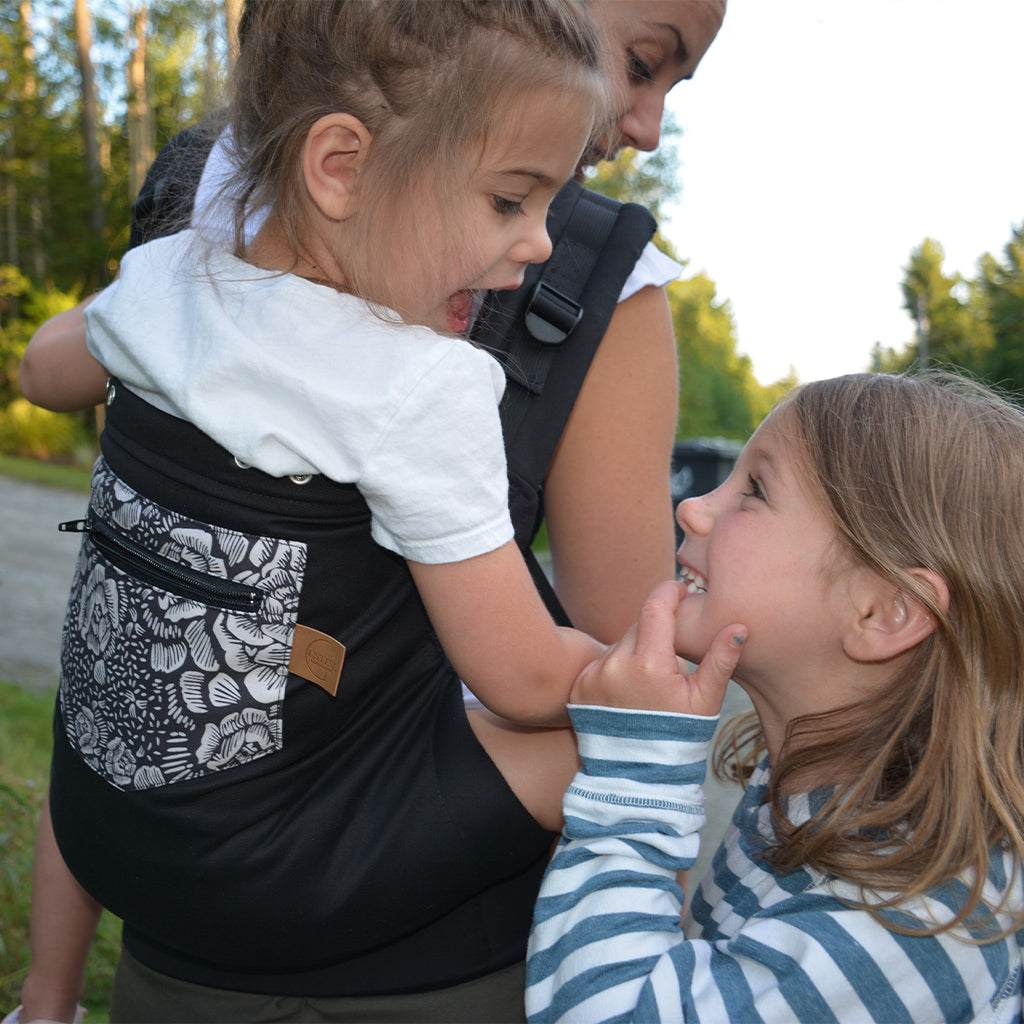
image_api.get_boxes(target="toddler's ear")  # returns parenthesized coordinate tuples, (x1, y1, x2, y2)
(302, 113, 371, 221)
(843, 567, 948, 663)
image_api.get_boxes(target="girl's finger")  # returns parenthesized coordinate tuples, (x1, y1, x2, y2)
(632, 580, 683, 660)
(687, 623, 746, 716)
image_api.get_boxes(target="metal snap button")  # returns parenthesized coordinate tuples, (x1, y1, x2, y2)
(289, 474, 312, 485)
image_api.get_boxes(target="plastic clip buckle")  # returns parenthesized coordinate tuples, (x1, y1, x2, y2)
(524, 281, 583, 344)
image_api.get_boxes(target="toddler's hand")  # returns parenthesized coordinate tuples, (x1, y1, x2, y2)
(570, 580, 745, 717)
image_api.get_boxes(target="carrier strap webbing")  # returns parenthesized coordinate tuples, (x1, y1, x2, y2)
(472, 182, 657, 624)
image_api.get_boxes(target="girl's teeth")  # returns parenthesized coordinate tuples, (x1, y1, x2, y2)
(681, 569, 707, 593)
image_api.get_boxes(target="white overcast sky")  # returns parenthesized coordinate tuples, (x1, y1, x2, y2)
(659, 0, 1023, 384)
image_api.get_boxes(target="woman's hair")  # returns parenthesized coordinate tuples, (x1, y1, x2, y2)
(224, 0, 606, 313)
(716, 371, 1024, 938)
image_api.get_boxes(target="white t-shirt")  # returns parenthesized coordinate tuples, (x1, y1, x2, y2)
(193, 129, 683, 301)
(86, 232, 513, 565)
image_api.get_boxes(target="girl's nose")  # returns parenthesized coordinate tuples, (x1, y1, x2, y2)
(676, 493, 714, 536)
(511, 215, 553, 267)
(618, 90, 666, 153)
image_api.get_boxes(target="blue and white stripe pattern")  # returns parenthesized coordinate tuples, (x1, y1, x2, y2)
(526, 705, 1024, 1023)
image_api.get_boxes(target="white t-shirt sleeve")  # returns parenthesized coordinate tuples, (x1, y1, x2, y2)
(361, 345, 513, 565)
(618, 241, 683, 302)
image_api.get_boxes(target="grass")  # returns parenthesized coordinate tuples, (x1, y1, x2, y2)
(0, 456, 93, 494)
(0, 681, 118, 1021)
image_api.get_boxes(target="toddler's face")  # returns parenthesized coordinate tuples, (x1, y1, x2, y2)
(672, 413, 862, 710)
(380, 87, 595, 335)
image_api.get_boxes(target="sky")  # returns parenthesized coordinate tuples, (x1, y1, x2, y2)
(660, 0, 1024, 385)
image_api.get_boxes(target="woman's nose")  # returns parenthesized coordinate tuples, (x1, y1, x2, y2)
(618, 90, 666, 152)
(676, 493, 714, 536)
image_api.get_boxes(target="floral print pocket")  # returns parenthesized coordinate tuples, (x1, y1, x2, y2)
(59, 458, 307, 790)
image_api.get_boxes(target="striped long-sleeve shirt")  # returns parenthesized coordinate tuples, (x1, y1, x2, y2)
(526, 704, 1024, 1023)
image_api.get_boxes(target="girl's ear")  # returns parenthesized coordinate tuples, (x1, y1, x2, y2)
(842, 567, 948, 663)
(302, 113, 372, 221)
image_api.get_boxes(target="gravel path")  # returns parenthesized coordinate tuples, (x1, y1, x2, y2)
(0, 475, 88, 696)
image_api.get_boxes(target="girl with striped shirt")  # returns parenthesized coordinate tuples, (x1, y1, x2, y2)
(527, 372, 1024, 1023)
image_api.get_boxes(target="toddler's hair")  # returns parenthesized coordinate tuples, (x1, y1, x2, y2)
(718, 371, 1024, 937)
(224, 0, 606, 312)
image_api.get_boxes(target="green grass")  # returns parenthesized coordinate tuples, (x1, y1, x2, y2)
(0, 681, 117, 1021)
(0, 455, 93, 494)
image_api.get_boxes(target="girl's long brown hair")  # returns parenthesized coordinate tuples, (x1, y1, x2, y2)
(715, 371, 1024, 938)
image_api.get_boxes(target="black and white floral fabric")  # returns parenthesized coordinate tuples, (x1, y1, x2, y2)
(60, 458, 307, 790)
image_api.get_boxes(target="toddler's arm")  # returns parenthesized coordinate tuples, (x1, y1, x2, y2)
(409, 541, 605, 726)
(526, 584, 744, 1020)
(17, 794, 96, 1023)
(20, 295, 109, 412)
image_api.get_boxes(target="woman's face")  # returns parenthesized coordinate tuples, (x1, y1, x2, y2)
(586, 0, 726, 165)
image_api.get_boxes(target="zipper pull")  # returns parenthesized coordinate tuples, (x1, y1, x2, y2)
(58, 518, 90, 533)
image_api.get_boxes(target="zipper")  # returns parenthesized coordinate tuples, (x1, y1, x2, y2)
(59, 515, 263, 613)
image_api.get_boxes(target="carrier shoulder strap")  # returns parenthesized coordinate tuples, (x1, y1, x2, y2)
(471, 182, 657, 623)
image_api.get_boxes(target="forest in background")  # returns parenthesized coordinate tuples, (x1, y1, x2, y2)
(1, 0, 1022, 465)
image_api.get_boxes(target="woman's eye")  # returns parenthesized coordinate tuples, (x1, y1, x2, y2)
(492, 195, 525, 218)
(742, 476, 765, 500)
(628, 53, 654, 83)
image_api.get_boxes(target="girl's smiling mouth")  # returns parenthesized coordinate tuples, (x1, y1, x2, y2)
(679, 566, 707, 594)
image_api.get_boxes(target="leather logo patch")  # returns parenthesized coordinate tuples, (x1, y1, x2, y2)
(288, 623, 345, 696)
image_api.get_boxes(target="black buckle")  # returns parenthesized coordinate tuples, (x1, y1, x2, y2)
(524, 281, 583, 344)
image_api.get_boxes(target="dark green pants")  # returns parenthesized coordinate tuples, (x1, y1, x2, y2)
(111, 948, 527, 1023)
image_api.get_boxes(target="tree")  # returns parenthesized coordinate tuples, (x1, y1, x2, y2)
(976, 223, 1024, 389)
(896, 238, 990, 373)
(74, 0, 106, 267)
(670, 271, 789, 440)
(127, 2, 154, 200)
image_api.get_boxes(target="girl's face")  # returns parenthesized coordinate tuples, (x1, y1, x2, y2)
(585, 0, 726, 165)
(386, 88, 595, 335)
(673, 413, 866, 717)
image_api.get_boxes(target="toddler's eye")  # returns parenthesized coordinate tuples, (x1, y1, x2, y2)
(492, 195, 525, 218)
(628, 53, 654, 83)
(742, 476, 765, 500)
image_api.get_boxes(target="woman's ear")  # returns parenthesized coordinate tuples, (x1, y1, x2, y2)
(842, 567, 948, 663)
(302, 113, 371, 222)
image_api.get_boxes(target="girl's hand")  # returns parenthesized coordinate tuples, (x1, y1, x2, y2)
(570, 580, 746, 717)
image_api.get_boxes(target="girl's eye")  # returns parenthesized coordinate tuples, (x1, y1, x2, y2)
(628, 53, 654, 83)
(742, 476, 765, 501)
(492, 195, 525, 218)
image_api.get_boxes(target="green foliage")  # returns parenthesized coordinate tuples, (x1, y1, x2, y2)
(0, 681, 119, 1020)
(671, 272, 792, 440)
(975, 224, 1024, 387)
(0, 398, 97, 463)
(2, 0, 230, 293)
(0, 269, 95, 461)
(894, 238, 994, 373)
(874, 224, 1024, 393)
